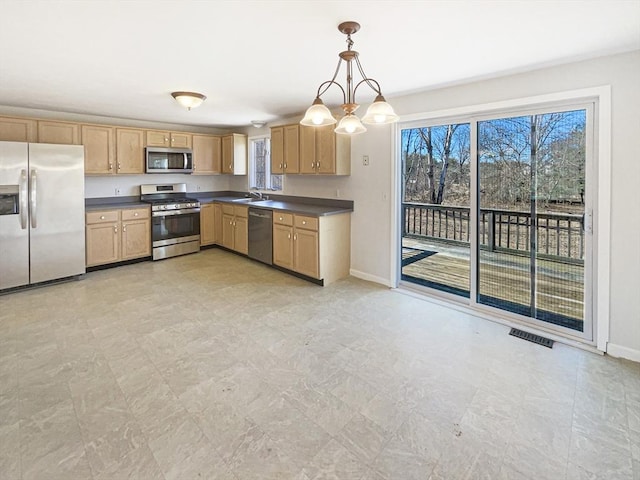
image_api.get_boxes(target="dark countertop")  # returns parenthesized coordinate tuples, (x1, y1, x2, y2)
(86, 192, 353, 217)
(209, 196, 352, 217)
(85, 197, 148, 211)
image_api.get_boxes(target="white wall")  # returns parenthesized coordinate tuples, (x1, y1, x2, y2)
(84, 174, 230, 198)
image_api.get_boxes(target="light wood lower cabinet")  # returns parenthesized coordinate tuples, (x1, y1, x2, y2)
(220, 204, 248, 253)
(200, 203, 215, 246)
(273, 212, 350, 284)
(86, 207, 150, 267)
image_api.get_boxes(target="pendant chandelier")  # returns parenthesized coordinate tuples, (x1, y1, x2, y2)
(300, 21, 398, 135)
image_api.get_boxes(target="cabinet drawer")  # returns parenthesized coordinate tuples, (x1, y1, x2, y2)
(233, 205, 248, 217)
(122, 207, 149, 221)
(294, 215, 318, 231)
(222, 204, 234, 215)
(86, 210, 119, 224)
(273, 212, 293, 226)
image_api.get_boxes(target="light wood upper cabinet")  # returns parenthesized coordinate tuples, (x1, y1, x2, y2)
(170, 132, 192, 148)
(0, 116, 37, 142)
(37, 121, 80, 145)
(222, 134, 247, 175)
(299, 124, 350, 175)
(270, 124, 300, 174)
(82, 125, 115, 175)
(271, 127, 284, 174)
(116, 128, 145, 174)
(146, 130, 192, 148)
(200, 203, 215, 246)
(192, 134, 221, 174)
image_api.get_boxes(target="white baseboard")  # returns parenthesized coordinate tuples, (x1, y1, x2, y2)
(350, 269, 393, 288)
(607, 343, 640, 363)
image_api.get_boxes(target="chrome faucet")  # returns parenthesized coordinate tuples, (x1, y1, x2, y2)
(249, 188, 263, 200)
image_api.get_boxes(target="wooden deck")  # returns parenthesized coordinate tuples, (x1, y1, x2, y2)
(402, 237, 584, 329)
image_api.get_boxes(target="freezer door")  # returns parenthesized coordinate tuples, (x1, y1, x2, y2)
(0, 142, 30, 289)
(28, 143, 86, 284)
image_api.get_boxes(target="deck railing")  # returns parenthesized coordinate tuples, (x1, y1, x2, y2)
(402, 202, 584, 263)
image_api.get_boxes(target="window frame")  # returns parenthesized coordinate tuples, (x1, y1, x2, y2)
(248, 135, 282, 192)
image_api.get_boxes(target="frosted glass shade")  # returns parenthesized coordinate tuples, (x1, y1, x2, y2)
(171, 92, 206, 110)
(361, 96, 399, 124)
(300, 98, 337, 126)
(334, 114, 367, 135)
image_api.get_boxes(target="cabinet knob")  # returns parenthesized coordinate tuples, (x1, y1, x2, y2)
(109, 163, 113, 170)
(287, 233, 291, 239)
(279, 216, 283, 221)
(279, 163, 283, 169)
(302, 220, 306, 225)
(293, 234, 297, 241)
(284, 163, 287, 169)
(118, 163, 121, 170)
(134, 212, 138, 217)
(123, 225, 127, 232)
(114, 226, 118, 234)
(100, 215, 105, 220)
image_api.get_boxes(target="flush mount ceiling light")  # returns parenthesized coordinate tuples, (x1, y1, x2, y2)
(171, 91, 206, 110)
(251, 120, 267, 128)
(300, 21, 398, 135)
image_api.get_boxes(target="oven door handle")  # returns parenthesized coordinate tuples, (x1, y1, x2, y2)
(152, 208, 201, 217)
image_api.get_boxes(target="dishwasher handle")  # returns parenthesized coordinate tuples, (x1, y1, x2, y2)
(248, 209, 272, 219)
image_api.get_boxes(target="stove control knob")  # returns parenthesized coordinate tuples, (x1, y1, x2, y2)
(161, 205, 167, 210)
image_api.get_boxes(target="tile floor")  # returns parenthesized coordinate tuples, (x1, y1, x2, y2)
(0, 248, 638, 480)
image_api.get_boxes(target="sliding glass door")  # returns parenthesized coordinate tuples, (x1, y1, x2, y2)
(399, 105, 592, 340)
(400, 122, 471, 297)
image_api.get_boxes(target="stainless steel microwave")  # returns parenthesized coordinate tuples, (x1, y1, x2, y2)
(145, 147, 193, 174)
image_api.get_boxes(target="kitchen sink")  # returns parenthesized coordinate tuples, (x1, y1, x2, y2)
(231, 197, 269, 203)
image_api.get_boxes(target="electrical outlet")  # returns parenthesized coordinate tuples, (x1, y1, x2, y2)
(115, 187, 121, 196)
(363, 155, 370, 166)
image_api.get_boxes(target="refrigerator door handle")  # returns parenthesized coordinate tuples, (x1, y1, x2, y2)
(19, 169, 28, 229)
(30, 168, 37, 229)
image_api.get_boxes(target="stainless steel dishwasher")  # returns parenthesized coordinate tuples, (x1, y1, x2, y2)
(248, 208, 273, 265)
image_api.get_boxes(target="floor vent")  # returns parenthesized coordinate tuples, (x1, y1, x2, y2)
(509, 328, 554, 348)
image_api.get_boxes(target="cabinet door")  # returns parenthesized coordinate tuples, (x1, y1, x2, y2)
(294, 228, 319, 278)
(283, 125, 299, 173)
(299, 125, 316, 174)
(170, 133, 192, 148)
(316, 125, 337, 174)
(221, 135, 233, 174)
(270, 126, 284, 174)
(234, 216, 248, 254)
(86, 222, 120, 266)
(192, 135, 221, 174)
(121, 219, 151, 260)
(82, 125, 115, 175)
(273, 224, 294, 269)
(0, 117, 37, 142)
(200, 204, 215, 246)
(37, 121, 80, 144)
(222, 213, 235, 249)
(146, 130, 170, 147)
(213, 203, 223, 244)
(116, 128, 145, 174)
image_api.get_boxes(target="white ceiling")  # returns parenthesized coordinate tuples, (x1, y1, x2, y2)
(1, 0, 638, 129)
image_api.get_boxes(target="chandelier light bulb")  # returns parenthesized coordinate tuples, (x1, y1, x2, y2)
(335, 114, 366, 135)
(300, 98, 336, 126)
(361, 95, 399, 125)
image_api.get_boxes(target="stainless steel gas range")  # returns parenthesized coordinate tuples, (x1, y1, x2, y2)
(140, 183, 200, 260)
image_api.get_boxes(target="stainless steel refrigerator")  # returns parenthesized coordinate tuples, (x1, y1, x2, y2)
(0, 142, 85, 290)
